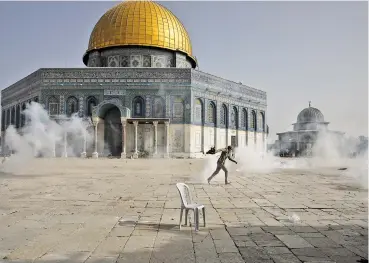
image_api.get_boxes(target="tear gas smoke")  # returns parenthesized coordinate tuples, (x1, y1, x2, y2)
(199, 131, 367, 189)
(2, 102, 94, 173)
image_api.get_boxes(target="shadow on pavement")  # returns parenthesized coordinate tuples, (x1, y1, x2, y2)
(1, 222, 368, 263)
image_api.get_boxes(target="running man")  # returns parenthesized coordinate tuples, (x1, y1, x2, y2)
(207, 146, 237, 185)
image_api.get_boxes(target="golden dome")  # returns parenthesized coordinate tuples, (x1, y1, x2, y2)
(85, 0, 196, 65)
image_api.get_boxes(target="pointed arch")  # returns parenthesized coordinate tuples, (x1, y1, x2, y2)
(48, 96, 59, 116)
(1, 110, 5, 132)
(241, 108, 248, 130)
(66, 96, 79, 116)
(260, 111, 265, 132)
(6, 109, 10, 128)
(152, 96, 165, 118)
(11, 107, 15, 126)
(220, 104, 228, 127)
(207, 101, 216, 124)
(231, 106, 238, 128)
(194, 98, 204, 124)
(250, 110, 257, 130)
(86, 96, 98, 117)
(132, 96, 145, 117)
(172, 97, 184, 121)
(16, 105, 20, 128)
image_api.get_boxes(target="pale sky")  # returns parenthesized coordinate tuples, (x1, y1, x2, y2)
(0, 1, 367, 141)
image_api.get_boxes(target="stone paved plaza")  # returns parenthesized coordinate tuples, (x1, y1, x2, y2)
(0, 158, 367, 263)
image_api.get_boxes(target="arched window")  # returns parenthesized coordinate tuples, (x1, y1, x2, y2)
(260, 112, 265, 132)
(241, 108, 248, 129)
(194, 98, 203, 123)
(152, 96, 165, 118)
(220, 104, 227, 126)
(208, 102, 216, 124)
(48, 96, 59, 116)
(6, 109, 10, 127)
(66, 96, 78, 117)
(172, 97, 184, 121)
(86, 96, 98, 117)
(250, 110, 257, 130)
(21, 104, 26, 127)
(11, 107, 15, 126)
(15, 105, 20, 128)
(132, 96, 145, 117)
(1, 110, 5, 132)
(231, 106, 238, 128)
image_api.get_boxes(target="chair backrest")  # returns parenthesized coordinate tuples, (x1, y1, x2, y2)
(176, 183, 193, 207)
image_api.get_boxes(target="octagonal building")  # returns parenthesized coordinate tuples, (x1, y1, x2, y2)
(1, 0, 267, 158)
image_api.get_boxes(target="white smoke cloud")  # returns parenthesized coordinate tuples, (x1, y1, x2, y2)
(198, 131, 367, 189)
(2, 102, 94, 173)
(309, 131, 368, 188)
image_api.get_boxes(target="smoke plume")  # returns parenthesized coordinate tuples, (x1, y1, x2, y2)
(2, 102, 93, 172)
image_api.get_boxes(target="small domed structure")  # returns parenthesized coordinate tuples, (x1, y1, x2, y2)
(275, 102, 343, 157)
(293, 103, 328, 132)
(297, 107, 324, 123)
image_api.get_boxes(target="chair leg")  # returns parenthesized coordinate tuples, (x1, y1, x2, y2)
(202, 207, 206, 227)
(193, 208, 196, 231)
(185, 209, 189, 226)
(179, 207, 183, 230)
(195, 208, 199, 231)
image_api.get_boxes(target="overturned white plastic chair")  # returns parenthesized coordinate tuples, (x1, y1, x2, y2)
(176, 183, 205, 231)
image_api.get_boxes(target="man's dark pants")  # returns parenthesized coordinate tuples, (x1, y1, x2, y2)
(208, 162, 228, 183)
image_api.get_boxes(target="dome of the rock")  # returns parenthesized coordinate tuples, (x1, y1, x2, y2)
(83, 0, 196, 67)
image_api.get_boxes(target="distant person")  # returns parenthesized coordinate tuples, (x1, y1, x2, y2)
(206, 146, 237, 185)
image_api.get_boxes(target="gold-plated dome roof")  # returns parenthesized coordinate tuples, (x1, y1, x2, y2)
(85, 0, 195, 65)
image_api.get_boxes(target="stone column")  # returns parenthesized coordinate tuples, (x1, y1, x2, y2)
(153, 121, 158, 156)
(133, 121, 138, 159)
(164, 121, 170, 158)
(92, 118, 99, 158)
(62, 131, 68, 158)
(121, 118, 127, 159)
(81, 127, 87, 158)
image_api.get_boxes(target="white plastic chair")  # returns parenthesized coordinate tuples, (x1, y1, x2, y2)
(176, 183, 205, 231)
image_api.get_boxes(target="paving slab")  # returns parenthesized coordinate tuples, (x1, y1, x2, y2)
(276, 235, 314, 249)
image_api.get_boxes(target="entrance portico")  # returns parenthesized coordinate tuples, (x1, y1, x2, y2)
(125, 118, 170, 159)
(91, 99, 130, 158)
(92, 113, 170, 158)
